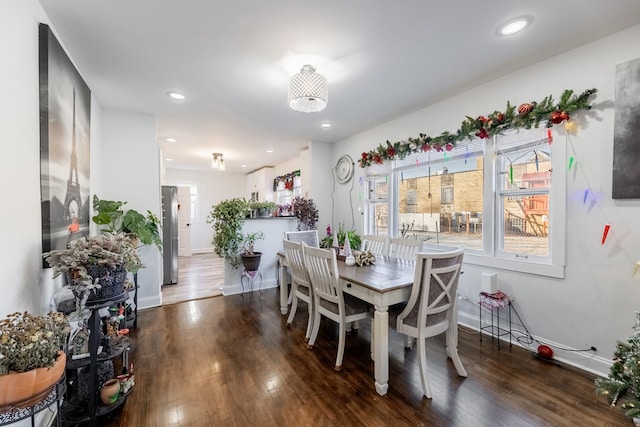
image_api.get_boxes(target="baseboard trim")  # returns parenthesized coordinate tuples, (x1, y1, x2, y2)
(457, 310, 611, 377)
(192, 247, 215, 254)
(138, 295, 162, 310)
(222, 279, 278, 296)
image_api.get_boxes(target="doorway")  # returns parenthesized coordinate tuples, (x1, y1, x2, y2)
(161, 253, 224, 305)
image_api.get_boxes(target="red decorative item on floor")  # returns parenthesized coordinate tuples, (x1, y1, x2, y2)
(537, 344, 554, 359)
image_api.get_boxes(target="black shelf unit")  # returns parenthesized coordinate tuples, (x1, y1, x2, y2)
(58, 292, 132, 427)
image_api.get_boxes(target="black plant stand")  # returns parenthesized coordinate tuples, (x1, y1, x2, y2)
(0, 377, 66, 427)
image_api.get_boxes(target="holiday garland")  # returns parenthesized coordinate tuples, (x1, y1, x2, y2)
(273, 169, 301, 192)
(358, 88, 597, 168)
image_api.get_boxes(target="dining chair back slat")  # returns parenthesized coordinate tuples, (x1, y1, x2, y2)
(389, 238, 422, 261)
(284, 230, 319, 247)
(361, 234, 389, 256)
(283, 240, 314, 341)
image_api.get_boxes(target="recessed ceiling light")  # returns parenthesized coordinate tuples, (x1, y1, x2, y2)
(320, 123, 331, 128)
(241, 164, 247, 168)
(166, 158, 174, 162)
(497, 17, 531, 36)
(266, 149, 274, 153)
(167, 91, 186, 101)
(166, 138, 177, 143)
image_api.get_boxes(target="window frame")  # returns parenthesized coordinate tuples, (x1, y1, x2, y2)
(364, 128, 566, 278)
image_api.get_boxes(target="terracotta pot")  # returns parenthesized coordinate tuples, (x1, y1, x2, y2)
(100, 378, 121, 405)
(0, 351, 66, 412)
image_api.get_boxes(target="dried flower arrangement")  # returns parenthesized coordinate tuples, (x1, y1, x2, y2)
(0, 311, 69, 375)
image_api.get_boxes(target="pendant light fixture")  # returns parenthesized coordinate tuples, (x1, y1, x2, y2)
(211, 153, 225, 171)
(288, 65, 328, 113)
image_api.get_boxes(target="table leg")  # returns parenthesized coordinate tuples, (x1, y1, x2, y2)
(278, 258, 288, 315)
(373, 304, 389, 396)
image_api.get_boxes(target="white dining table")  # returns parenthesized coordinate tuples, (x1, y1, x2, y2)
(337, 256, 414, 396)
(277, 251, 415, 396)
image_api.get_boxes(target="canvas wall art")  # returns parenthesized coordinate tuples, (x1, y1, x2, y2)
(612, 57, 640, 199)
(39, 23, 91, 257)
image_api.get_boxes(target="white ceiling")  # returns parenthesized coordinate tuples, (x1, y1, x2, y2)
(38, 0, 640, 173)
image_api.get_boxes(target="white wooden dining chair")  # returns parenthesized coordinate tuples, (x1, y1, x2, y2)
(283, 240, 314, 342)
(282, 230, 319, 306)
(284, 230, 319, 247)
(390, 247, 466, 398)
(361, 234, 389, 256)
(303, 245, 370, 371)
(389, 237, 422, 261)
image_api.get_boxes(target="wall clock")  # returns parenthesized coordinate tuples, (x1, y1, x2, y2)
(336, 155, 355, 184)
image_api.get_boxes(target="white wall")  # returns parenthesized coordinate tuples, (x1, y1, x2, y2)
(0, 1, 97, 321)
(330, 24, 640, 376)
(100, 110, 162, 309)
(0, 2, 102, 425)
(166, 168, 247, 252)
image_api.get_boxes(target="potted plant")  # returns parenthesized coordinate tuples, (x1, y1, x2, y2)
(596, 312, 640, 424)
(320, 224, 362, 252)
(292, 196, 319, 230)
(92, 195, 162, 252)
(249, 201, 277, 218)
(240, 231, 264, 271)
(206, 198, 251, 269)
(0, 311, 69, 410)
(43, 232, 142, 303)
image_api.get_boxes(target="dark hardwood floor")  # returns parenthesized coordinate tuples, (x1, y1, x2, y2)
(101, 289, 627, 427)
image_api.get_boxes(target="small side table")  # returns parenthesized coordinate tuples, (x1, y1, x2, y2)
(241, 269, 262, 293)
(479, 291, 513, 349)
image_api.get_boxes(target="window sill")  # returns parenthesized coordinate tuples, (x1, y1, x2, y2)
(464, 253, 565, 279)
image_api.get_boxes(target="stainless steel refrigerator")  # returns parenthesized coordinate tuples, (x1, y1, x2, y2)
(162, 186, 179, 285)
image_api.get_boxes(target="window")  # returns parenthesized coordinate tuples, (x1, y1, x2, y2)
(189, 185, 198, 222)
(441, 186, 454, 204)
(275, 173, 301, 206)
(496, 138, 551, 259)
(391, 138, 484, 249)
(364, 128, 565, 277)
(365, 173, 389, 236)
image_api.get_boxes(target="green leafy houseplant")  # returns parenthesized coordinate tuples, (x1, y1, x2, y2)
(0, 311, 69, 375)
(43, 232, 142, 292)
(249, 201, 277, 217)
(242, 231, 264, 255)
(292, 196, 318, 231)
(207, 198, 251, 269)
(320, 224, 362, 252)
(92, 195, 162, 252)
(249, 201, 276, 211)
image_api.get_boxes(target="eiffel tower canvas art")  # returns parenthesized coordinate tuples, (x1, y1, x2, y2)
(39, 24, 91, 258)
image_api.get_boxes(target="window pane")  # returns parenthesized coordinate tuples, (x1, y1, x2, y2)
(372, 179, 388, 199)
(373, 203, 388, 235)
(397, 156, 483, 251)
(502, 195, 549, 257)
(499, 149, 551, 191)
